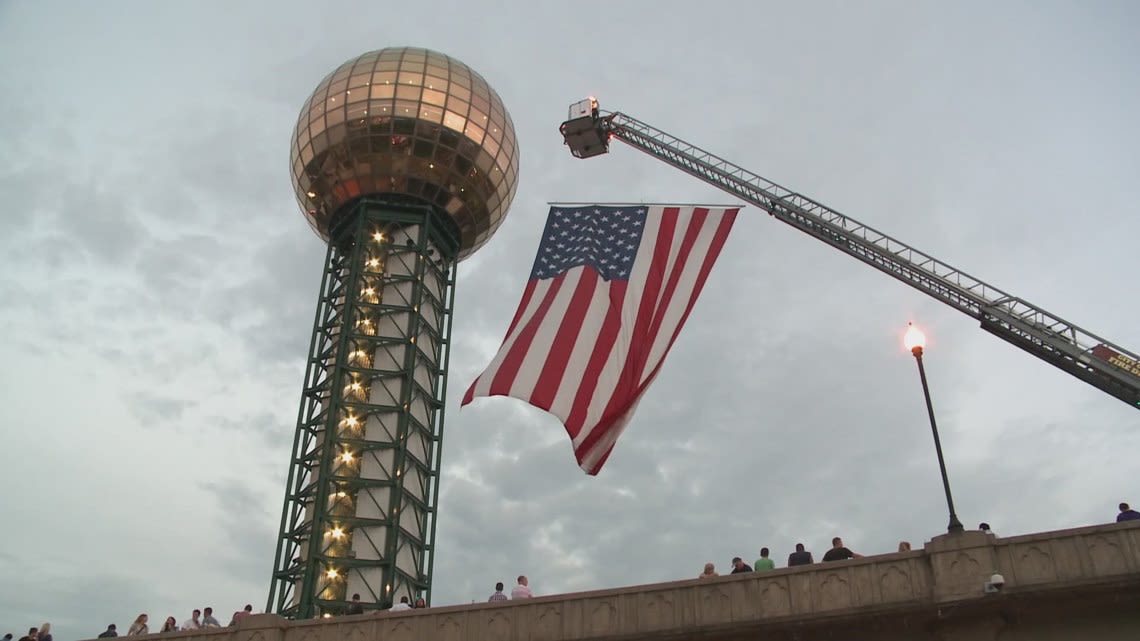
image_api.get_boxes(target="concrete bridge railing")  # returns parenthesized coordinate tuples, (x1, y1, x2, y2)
(106, 520, 1140, 641)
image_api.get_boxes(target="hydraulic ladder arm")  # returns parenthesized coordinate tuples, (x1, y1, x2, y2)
(559, 99, 1140, 410)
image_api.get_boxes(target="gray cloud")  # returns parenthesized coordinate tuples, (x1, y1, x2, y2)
(1, 2, 1138, 640)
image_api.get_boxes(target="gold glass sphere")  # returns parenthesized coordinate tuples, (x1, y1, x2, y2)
(290, 47, 519, 260)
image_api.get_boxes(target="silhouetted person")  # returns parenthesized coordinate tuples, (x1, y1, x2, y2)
(822, 536, 863, 561)
(788, 543, 813, 566)
(229, 605, 253, 626)
(18, 628, 37, 641)
(345, 594, 364, 615)
(488, 582, 509, 602)
(979, 522, 993, 534)
(1118, 502, 1140, 522)
(97, 625, 118, 638)
(729, 556, 752, 574)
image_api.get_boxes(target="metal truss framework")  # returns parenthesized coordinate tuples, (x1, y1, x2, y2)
(268, 199, 458, 619)
(560, 106, 1140, 409)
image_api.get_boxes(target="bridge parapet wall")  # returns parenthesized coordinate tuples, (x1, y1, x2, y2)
(107, 521, 1140, 641)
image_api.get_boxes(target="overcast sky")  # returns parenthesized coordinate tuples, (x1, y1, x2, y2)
(2, 1, 1138, 639)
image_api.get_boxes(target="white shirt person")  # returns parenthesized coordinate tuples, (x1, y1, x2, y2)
(511, 575, 533, 599)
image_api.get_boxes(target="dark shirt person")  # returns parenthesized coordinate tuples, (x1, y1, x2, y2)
(788, 543, 813, 566)
(18, 628, 37, 641)
(729, 556, 753, 574)
(822, 536, 863, 562)
(97, 626, 118, 639)
(1118, 502, 1140, 522)
(345, 594, 364, 615)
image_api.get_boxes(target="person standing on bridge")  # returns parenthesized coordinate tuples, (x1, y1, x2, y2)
(229, 605, 253, 626)
(787, 543, 813, 567)
(754, 548, 776, 571)
(127, 615, 148, 636)
(181, 610, 201, 631)
(1118, 502, 1140, 522)
(488, 582, 509, 601)
(511, 575, 533, 599)
(822, 537, 864, 562)
(729, 557, 753, 574)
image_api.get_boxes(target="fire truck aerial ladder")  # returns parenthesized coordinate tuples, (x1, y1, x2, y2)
(559, 98, 1140, 411)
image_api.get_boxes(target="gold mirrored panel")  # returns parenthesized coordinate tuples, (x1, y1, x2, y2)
(291, 47, 519, 261)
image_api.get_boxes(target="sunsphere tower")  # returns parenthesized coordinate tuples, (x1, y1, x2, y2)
(268, 47, 518, 618)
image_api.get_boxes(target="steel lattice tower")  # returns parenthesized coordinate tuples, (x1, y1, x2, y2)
(268, 47, 518, 618)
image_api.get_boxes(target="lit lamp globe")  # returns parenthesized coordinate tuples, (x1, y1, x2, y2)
(904, 322, 927, 355)
(289, 46, 519, 260)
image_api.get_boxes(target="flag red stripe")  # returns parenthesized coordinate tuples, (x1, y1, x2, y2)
(643, 209, 737, 380)
(465, 204, 739, 476)
(501, 279, 540, 341)
(529, 269, 600, 411)
(563, 281, 628, 440)
(486, 275, 568, 396)
(579, 209, 717, 466)
(575, 208, 678, 454)
(578, 209, 738, 473)
(462, 279, 539, 405)
(637, 207, 708, 380)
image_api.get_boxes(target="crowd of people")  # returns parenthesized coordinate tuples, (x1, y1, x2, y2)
(2, 606, 256, 641)
(699, 536, 871, 578)
(4, 622, 52, 641)
(7, 504, 1136, 640)
(695, 504, 1137, 578)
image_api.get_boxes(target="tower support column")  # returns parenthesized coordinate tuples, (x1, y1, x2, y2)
(269, 199, 457, 618)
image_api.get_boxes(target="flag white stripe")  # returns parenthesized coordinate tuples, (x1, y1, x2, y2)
(578, 215, 727, 472)
(646, 209, 689, 333)
(465, 204, 738, 476)
(578, 397, 640, 473)
(574, 206, 667, 448)
(503, 267, 586, 402)
(470, 278, 555, 399)
(547, 280, 615, 422)
(639, 210, 727, 384)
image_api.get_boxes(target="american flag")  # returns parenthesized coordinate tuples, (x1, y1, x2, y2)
(463, 204, 738, 475)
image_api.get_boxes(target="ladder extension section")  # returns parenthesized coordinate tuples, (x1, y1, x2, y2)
(597, 110, 1140, 409)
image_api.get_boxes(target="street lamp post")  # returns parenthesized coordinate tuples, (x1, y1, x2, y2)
(904, 323, 965, 534)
